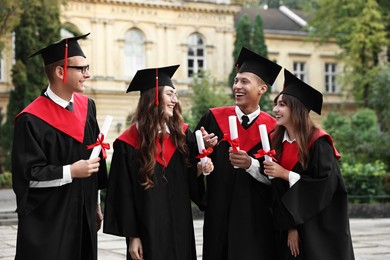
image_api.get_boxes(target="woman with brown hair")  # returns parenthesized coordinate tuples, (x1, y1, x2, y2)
(103, 65, 213, 260)
(263, 69, 354, 260)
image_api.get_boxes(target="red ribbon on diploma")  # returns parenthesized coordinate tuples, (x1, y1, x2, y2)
(218, 134, 240, 152)
(253, 149, 277, 161)
(86, 133, 110, 159)
(196, 147, 214, 159)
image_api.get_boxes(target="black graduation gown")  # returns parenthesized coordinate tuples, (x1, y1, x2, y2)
(195, 106, 278, 260)
(11, 93, 108, 260)
(103, 124, 204, 260)
(272, 136, 355, 260)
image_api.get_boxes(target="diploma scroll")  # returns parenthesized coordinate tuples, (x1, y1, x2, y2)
(195, 130, 210, 175)
(89, 115, 113, 159)
(228, 115, 240, 168)
(259, 124, 274, 179)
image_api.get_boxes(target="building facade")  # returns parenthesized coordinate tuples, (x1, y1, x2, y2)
(0, 0, 355, 159)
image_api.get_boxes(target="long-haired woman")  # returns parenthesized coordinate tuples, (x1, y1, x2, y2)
(263, 69, 354, 260)
(103, 65, 213, 260)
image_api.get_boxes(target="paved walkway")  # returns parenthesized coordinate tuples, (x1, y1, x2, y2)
(0, 218, 390, 259)
(1, 189, 390, 259)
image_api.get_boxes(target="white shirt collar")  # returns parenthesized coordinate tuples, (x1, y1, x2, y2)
(235, 106, 261, 125)
(283, 130, 296, 144)
(45, 85, 74, 108)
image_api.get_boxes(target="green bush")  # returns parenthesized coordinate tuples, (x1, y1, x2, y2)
(0, 172, 12, 188)
(341, 161, 387, 203)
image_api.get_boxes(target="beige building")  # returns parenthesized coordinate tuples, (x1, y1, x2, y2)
(0, 0, 355, 159)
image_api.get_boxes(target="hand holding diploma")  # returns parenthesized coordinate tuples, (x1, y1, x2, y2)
(87, 115, 113, 159)
(254, 124, 276, 179)
(195, 130, 213, 175)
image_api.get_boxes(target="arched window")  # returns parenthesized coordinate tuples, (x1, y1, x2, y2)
(124, 29, 145, 78)
(187, 33, 205, 77)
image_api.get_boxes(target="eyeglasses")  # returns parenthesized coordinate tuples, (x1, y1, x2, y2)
(165, 92, 179, 101)
(60, 65, 90, 74)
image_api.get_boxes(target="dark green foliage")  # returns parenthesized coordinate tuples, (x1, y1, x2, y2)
(342, 161, 387, 202)
(323, 109, 390, 202)
(183, 70, 234, 130)
(368, 66, 390, 132)
(0, 172, 12, 188)
(229, 15, 252, 86)
(0, 0, 62, 172)
(251, 15, 267, 57)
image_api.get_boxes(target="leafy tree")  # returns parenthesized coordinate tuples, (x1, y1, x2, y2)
(0, 0, 21, 53)
(0, 0, 62, 171)
(323, 109, 384, 165)
(184, 70, 234, 130)
(308, 0, 388, 106)
(228, 15, 252, 86)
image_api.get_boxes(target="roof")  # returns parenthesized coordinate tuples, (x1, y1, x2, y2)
(235, 6, 312, 35)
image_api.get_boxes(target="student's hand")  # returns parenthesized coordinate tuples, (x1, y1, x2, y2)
(70, 157, 101, 178)
(129, 237, 144, 260)
(200, 127, 218, 148)
(197, 157, 214, 176)
(263, 161, 289, 181)
(228, 148, 251, 169)
(287, 228, 300, 257)
(96, 204, 103, 231)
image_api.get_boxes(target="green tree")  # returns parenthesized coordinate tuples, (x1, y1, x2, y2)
(0, 0, 21, 53)
(251, 14, 274, 113)
(368, 66, 390, 132)
(0, 0, 62, 171)
(184, 70, 234, 130)
(308, 0, 388, 106)
(229, 15, 252, 86)
(323, 109, 383, 165)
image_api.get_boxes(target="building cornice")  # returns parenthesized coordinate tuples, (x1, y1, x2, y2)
(69, 0, 241, 15)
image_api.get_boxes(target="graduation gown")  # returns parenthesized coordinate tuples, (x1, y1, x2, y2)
(103, 124, 204, 260)
(195, 106, 278, 260)
(271, 132, 355, 260)
(11, 92, 108, 260)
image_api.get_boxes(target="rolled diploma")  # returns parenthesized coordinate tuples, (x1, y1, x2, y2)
(229, 115, 239, 168)
(195, 130, 210, 175)
(89, 115, 113, 159)
(259, 124, 273, 179)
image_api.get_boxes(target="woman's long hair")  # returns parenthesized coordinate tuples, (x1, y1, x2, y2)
(271, 94, 318, 169)
(132, 86, 189, 189)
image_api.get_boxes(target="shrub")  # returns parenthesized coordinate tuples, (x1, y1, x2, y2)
(341, 161, 387, 203)
(0, 172, 12, 189)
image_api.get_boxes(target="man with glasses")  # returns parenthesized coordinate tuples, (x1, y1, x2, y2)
(11, 33, 107, 260)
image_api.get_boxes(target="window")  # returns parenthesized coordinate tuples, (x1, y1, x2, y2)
(187, 33, 205, 77)
(324, 63, 339, 93)
(124, 29, 145, 78)
(293, 61, 307, 82)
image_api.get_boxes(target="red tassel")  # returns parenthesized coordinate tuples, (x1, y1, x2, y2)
(63, 39, 68, 83)
(155, 68, 159, 106)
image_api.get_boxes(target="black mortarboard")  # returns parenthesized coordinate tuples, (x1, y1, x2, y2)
(27, 33, 90, 83)
(27, 33, 90, 65)
(280, 69, 323, 115)
(235, 47, 282, 86)
(127, 65, 179, 106)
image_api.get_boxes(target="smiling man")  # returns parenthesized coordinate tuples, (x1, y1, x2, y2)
(11, 33, 107, 260)
(195, 47, 282, 260)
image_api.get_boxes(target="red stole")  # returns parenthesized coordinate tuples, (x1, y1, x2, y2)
(117, 123, 189, 167)
(17, 93, 89, 143)
(278, 129, 341, 171)
(210, 106, 276, 152)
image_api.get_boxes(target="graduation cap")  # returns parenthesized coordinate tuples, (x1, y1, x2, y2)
(235, 47, 282, 86)
(127, 65, 180, 106)
(280, 69, 323, 115)
(27, 33, 90, 83)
